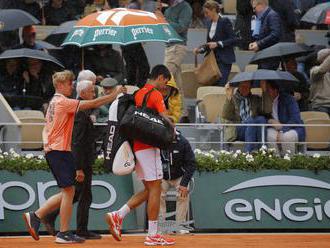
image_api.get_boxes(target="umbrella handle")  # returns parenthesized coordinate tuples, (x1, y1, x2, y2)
(194, 54, 198, 68)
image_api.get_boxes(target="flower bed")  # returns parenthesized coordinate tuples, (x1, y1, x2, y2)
(0, 147, 329, 175)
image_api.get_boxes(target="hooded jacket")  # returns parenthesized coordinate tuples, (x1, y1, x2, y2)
(164, 77, 182, 123)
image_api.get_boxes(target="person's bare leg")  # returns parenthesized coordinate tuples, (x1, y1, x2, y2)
(35, 192, 62, 219)
(144, 180, 162, 220)
(59, 186, 75, 232)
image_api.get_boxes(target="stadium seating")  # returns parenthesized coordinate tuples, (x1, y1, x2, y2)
(14, 110, 45, 150)
(300, 111, 329, 123)
(202, 93, 227, 123)
(181, 70, 200, 99)
(304, 119, 330, 150)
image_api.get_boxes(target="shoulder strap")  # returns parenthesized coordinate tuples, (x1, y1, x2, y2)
(141, 88, 156, 108)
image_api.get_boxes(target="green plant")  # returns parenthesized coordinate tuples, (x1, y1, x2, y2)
(0, 147, 329, 175)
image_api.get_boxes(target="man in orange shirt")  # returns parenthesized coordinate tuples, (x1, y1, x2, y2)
(23, 70, 125, 244)
(105, 65, 175, 246)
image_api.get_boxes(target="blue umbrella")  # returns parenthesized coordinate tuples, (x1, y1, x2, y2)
(229, 69, 298, 87)
(0, 9, 39, 32)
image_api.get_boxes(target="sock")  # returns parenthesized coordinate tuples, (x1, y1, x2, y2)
(118, 204, 130, 219)
(148, 220, 158, 236)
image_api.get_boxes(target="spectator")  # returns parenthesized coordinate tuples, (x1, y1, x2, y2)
(0, 31, 20, 53)
(190, 0, 207, 28)
(309, 49, 330, 115)
(121, 1, 151, 88)
(65, 0, 87, 18)
(21, 0, 42, 22)
(160, 76, 182, 123)
(194, 0, 237, 87)
(283, 58, 310, 111)
(159, 131, 196, 234)
(97, 77, 119, 123)
(266, 81, 305, 155)
(249, 0, 282, 70)
(0, 59, 22, 96)
(22, 58, 54, 109)
(44, 0, 74, 25)
(222, 81, 267, 152)
(159, 0, 192, 119)
(235, 0, 254, 50)
(85, 45, 124, 83)
(127, 0, 158, 11)
(269, 0, 299, 42)
(15, 26, 43, 50)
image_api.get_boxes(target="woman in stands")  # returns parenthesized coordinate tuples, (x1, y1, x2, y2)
(193, 0, 238, 86)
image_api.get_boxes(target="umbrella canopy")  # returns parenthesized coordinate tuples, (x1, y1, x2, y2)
(0, 9, 39, 32)
(62, 8, 182, 47)
(229, 69, 298, 87)
(0, 48, 64, 68)
(45, 20, 77, 46)
(301, 2, 330, 25)
(249, 43, 313, 65)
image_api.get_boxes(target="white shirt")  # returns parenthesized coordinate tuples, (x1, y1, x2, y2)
(272, 95, 279, 120)
(209, 21, 217, 39)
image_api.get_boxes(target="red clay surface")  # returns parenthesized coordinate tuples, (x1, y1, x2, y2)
(0, 234, 330, 248)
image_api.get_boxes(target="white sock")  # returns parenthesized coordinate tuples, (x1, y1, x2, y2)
(118, 204, 130, 219)
(148, 220, 158, 236)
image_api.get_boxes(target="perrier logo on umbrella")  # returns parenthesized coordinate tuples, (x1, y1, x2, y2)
(62, 8, 182, 47)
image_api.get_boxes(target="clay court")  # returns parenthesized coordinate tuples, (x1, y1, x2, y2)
(1, 234, 330, 248)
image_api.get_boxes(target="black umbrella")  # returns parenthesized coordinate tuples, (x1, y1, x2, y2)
(0, 9, 40, 32)
(301, 2, 330, 25)
(0, 48, 64, 68)
(44, 20, 77, 46)
(229, 69, 298, 87)
(249, 43, 313, 65)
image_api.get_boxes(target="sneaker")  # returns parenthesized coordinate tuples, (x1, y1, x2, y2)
(55, 231, 85, 244)
(105, 212, 123, 241)
(23, 212, 40, 241)
(144, 234, 175, 246)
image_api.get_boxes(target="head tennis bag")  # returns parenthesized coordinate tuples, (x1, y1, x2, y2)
(120, 89, 174, 149)
(103, 94, 135, 175)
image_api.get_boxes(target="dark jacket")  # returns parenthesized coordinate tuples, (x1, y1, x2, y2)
(206, 17, 237, 65)
(161, 132, 196, 187)
(254, 7, 282, 50)
(72, 106, 96, 170)
(277, 93, 306, 142)
(235, 0, 254, 50)
(269, 0, 299, 42)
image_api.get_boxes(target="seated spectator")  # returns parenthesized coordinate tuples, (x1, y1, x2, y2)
(22, 58, 54, 110)
(85, 45, 124, 83)
(44, 0, 75, 25)
(159, 76, 182, 123)
(97, 77, 119, 123)
(266, 81, 305, 155)
(309, 49, 330, 115)
(0, 59, 22, 96)
(283, 58, 310, 111)
(65, 0, 87, 19)
(0, 31, 20, 53)
(159, 131, 196, 234)
(20, 0, 42, 22)
(15, 26, 43, 50)
(222, 81, 267, 152)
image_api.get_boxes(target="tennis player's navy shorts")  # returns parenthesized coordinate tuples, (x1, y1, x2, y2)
(45, 150, 76, 188)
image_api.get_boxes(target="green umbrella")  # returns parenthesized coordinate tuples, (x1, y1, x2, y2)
(62, 8, 182, 47)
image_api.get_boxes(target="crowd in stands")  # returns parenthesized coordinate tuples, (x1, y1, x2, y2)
(0, 0, 329, 155)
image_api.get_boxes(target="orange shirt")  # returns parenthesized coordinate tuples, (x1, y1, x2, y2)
(133, 84, 166, 152)
(43, 94, 80, 153)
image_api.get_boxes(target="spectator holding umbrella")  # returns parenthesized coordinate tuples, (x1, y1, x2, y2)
(249, 0, 282, 70)
(194, 0, 237, 87)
